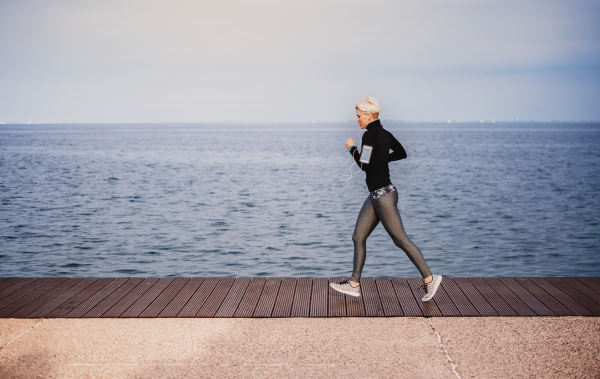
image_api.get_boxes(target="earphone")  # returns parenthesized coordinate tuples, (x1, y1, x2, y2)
(340, 128, 366, 181)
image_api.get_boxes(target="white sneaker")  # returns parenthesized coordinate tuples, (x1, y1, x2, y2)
(421, 275, 442, 302)
(330, 280, 361, 297)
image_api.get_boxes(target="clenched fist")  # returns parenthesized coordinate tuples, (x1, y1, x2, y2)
(346, 138, 355, 149)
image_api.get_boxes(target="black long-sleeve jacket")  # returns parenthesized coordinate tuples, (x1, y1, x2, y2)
(348, 119, 407, 192)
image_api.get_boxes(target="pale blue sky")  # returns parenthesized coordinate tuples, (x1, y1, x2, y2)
(1, 0, 599, 123)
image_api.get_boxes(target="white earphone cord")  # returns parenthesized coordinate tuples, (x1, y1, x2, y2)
(340, 129, 366, 182)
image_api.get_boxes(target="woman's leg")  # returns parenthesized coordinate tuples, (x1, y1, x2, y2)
(350, 196, 380, 283)
(372, 190, 432, 279)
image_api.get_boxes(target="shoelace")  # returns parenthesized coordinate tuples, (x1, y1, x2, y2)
(338, 280, 358, 288)
(420, 281, 430, 294)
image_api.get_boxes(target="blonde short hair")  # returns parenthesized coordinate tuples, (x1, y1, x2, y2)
(355, 97, 380, 117)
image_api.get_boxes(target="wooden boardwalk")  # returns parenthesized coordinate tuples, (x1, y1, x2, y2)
(0, 277, 599, 318)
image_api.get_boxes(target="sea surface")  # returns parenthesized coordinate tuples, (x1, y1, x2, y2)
(1, 122, 599, 278)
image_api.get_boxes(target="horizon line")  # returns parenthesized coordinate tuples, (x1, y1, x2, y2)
(2, 119, 600, 125)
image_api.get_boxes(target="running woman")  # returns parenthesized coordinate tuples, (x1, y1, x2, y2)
(330, 97, 442, 301)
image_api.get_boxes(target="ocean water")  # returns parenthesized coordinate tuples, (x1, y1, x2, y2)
(1, 122, 599, 278)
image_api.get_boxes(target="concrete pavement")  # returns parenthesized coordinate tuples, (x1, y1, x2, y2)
(0, 317, 598, 378)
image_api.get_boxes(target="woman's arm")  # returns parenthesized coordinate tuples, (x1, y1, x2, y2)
(388, 132, 407, 161)
(348, 131, 374, 168)
(349, 145, 361, 166)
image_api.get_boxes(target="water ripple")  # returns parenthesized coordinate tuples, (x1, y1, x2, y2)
(0, 122, 599, 277)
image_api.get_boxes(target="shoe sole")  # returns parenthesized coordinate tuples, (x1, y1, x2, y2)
(329, 283, 361, 297)
(422, 275, 442, 302)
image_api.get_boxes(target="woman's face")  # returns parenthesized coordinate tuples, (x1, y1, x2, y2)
(356, 110, 371, 129)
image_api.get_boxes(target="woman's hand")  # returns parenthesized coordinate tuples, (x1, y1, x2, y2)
(346, 138, 355, 149)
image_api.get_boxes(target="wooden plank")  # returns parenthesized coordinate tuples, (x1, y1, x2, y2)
(7, 278, 80, 318)
(498, 277, 555, 316)
(469, 278, 518, 316)
(234, 277, 266, 318)
(253, 277, 281, 318)
(361, 277, 384, 317)
(0, 278, 68, 317)
(120, 278, 175, 318)
(64, 278, 131, 318)
(574, 278, 600, 298)
(0, 278, 28, 294)
(272, 278, 296, 318)
(215, 278, 251, 318)
(196, 277, 235, 317)
(390, 278, 422, 317)
(328, 277, 347, 318)
(176, 277, 219, 318)
(139, 278, 190, 318)
(529, 278, 593, 316)
(513, 278, 574, 316)
(483, 278, 537, 316)
(47, 278, 116, 318)
(440, 278, 479, 316)
(310, 277, 328, 317)
(560, 278, 600, 307)
(80, 278, 144, 318)
(453, 277, 498, 316)
(586, 277, 600, 289)
(406, 277, 443, 317)
(2, 276, 597, 319)
(10, 278, 82, 318)
(290, 277, 311, 317)
(0, 278, 12, 291)
(27, 278, 99, 318)
(431, 283, 461, 317)
(0, 278, 52, 305)
(375, 278, 403, 317)
(544, 278, 600, 315)
(158, 278, 205, 318)
(345, 284, 366, 317)
(100, 278, 160, 318)
(208, 277, 246, 318)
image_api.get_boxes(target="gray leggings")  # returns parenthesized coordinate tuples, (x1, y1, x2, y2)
(351, 190, 432, 282)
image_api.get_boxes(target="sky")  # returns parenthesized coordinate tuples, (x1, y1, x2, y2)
(0, 0, 599, 123)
